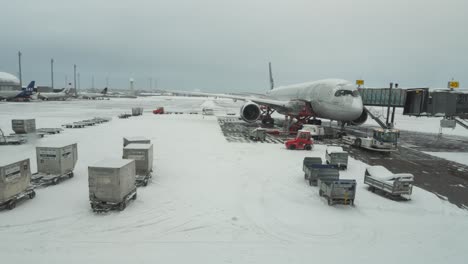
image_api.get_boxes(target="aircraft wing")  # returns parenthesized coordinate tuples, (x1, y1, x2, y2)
(173, 91, 289, 111)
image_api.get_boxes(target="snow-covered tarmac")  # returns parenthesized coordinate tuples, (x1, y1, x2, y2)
(0, 97, 467, 264)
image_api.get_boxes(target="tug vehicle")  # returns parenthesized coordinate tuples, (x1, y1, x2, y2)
(285, 130, 314, 150)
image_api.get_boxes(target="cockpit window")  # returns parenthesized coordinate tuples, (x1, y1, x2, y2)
(335, 90, 357, 97)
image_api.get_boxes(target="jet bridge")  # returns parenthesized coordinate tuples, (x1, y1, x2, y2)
(358, 87, 468, 130)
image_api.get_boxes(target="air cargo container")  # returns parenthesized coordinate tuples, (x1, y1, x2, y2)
(32, 143, 78, 186)
(123, 136, 151, 147)
(88, 159, 137, 212)
(0, 159, 35, 210)
(123, 143, 153, 186)
(12, 119, 36, 134)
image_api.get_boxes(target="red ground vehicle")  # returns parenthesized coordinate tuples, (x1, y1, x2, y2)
(285, 130, 314, 150)
(152, 107, 164, 114)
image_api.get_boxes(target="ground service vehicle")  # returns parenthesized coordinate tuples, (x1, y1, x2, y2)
(153, 107, 164, 114)
(364, 166, 414, 200)
(301, 125, 325, 139)
(342, 128, 399, 152)
(285, 130, 313, 150)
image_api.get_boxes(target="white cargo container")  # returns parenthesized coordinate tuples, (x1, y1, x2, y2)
(132, 107, 143, 116)
(36, 143, 78, 175)
(0, 159, 35, 209)
(12, 119, 36, 134)
(88, 159, 137, 211)
(123, 136, 151, 147)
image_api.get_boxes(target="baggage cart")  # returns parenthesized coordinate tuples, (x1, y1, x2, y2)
(304, 165, 340, 186)
(325, 146, 348, 170)
(318, 179, 356, 206)
(123, 144, 153, 187)
(88, 159, 137, 212)
(12, 119, 36, 134)
(32, 143, 78, 187)
(0, 159, 36, 210)
(302, 157, 322, 179)
(123, 136, 151, 147)
(364, 166, 413, 200)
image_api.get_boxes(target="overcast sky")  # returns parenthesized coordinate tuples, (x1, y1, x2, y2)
(1, 0, 467, 91)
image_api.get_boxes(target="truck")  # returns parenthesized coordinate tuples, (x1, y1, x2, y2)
(285, 130, 313, 150)
(0, 159, 36, 210)
(364, 166, 414, 200)
(318, 179, 356, 206)
(342, 128, 400, 152)
(301, 125, 325, 139)
(325, 146, 348, 170)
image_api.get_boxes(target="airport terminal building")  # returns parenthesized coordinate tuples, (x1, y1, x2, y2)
(0, 72, 21, 91)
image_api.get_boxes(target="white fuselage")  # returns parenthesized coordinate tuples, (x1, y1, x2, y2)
(266, 79, 363, 121)
(38, 91, 70, 100)
(0, 90, 22, 100)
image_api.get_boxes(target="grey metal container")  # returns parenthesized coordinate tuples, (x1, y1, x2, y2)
(123, 143, 153, 175)
(123, 136, 151, 147)
(12, 119, 36, 134)
(132, 107, 143, 116)
(325, 147, 349, 169)
(88, 159, 136, 203)
(0, 159, 31, 203)
(36, 143, 78, 175)
(318, 179, 356, 206)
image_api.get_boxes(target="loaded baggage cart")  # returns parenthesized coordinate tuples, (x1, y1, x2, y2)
(132, 107, 144, 116)
(123, 143, 153, 186)
(318, 179, 356, 206)
(305, 165, 340, 186)
(88, 159, 137, 212)
(12, 119, 36, 134)
(325, 146, 348, 170)
(32, 143, 78, 186)
(118, 113, 131, 119)
(302, 157, 322, 179)
(0, 159, 36, 210)
(249, 128, 266, 142)
(364, 166, 413, 200)
(123, 136, 151, 147)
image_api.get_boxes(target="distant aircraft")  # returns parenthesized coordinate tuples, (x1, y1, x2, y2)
(37, 88, 72, 101)
(80, 87, 108, 99)
(0, 81, 35, 101)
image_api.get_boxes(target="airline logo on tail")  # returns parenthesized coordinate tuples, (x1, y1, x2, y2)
(19, 81, 35, 97)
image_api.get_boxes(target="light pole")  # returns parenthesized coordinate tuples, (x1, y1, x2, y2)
(51, 58, 54, 89)
(18, 51, 22, 87)
(73, 64, 77, 96)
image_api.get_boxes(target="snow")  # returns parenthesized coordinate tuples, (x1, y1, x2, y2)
(326, 146, 345, 153)
(91, 158, 134, 168)
(366, 165, 393, 178)
(0, 97, 468, 263)
(425, 152, 468, 166)
(0, 72, 20, 85)
(365, 107, 468, 137)
(124, 143, 152, 150)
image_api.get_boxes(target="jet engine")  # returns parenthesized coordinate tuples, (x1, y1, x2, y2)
(240, 102, 261, 123)
(350, 109, 368, 126)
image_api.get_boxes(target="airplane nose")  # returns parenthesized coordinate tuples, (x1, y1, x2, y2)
(349, 96, 364, 119)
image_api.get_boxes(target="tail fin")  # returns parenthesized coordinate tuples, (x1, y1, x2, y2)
(101, 87, 108, 94)
(21, 81, 35, 96)
(268, 62, 274, 90)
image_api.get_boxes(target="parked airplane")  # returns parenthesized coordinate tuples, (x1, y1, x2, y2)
(37, 88, 72, 101)
(81, 87, 108, 99)
(182, 67, 366, 131)
(0, 81, 35, 101)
